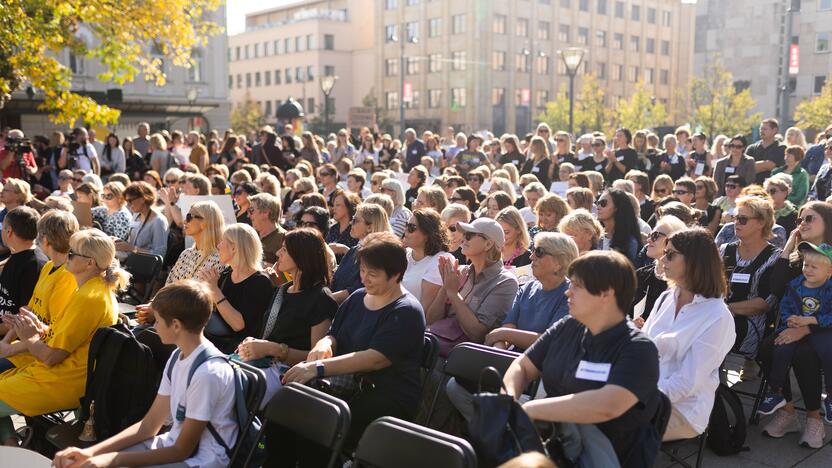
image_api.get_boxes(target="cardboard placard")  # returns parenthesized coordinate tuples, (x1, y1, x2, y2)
(347, 107, 376, 129)
(549, 181, 569, 197)
(72, 201, 93, 228)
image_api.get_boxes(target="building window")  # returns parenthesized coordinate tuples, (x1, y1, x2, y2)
(630, 35, 640, 52)
(324, 34, 334, 50)
(538, 21, 550, 40)
(406, 21, 419, 40)
(404, 90, 420, 109)
(236, 74, 242, 88)
(661, 40, 670, 56)
(597, 62, 607, 79)
(815, 75, 828, 94)
(817, 32, 830, 53)
(560, 0, 571, 7)
(579, 0, 589, 12)
(386, 91, 399, 110)
(307, 97, 315, 113)
(596, 30, 607, 47)
(254, 43, 261, 58)
(646, 38, 655, 54)
(307, 34, 316, 50)
(452, 51, 467, 70)
(613, 64, 623, 81)
(284, 38, 292, 53)
(188, 50, 203, 82)
(536, 55, 549, 74)
(452, 14, 466, 34)
(244, 44, 250, 59)
(630, 66, 639, 82)
(386, 25, 398, 42)
(274, 40, 280, 55)
(647, 7, 656, 24)
(307, 66, 314, 81)
(516, 18, 529, 37)
(662, 10, 672, 26)
(265, 101, 272, 117)
(429, 89, 442, 108)
(385, 0, 397, 9)
(255, 72, 262, 87)
(451, 88, 467, 108)
(407, 0, 418, 5)
(324, 65, 335, 76)
(296, 36, 304, 52)
(429, 54, 442, 72)
(429, 18, 442, 37)
(492, 87, 505, 106)
(274, 70, 281, 84)
(228, 75, 232, 89)
(597, 0, 608, 15)
(494, 14, 506, 34)
(406, 57, 420, 74)
(516, 53, 530, 72)
(577, 27, 589, 45)
(660, 69, 669, 85)
(295, 67, 304, 82)
(235, 46, 241, 60)
(385, 58, 399, 76)
(645, 68, 654, 84)
(493, 51, 506, 71)
(246, 73, 252, 87)
(264, 41, 270, 56)
(264, 70, 271, 86)
(559, 24, 570, 42)
(284, 68, 291, 84)
(631, 5, 641, 21)
(613, 33, 624, 49)
(536, 90, 549, 108)
(615, 1, 624, 18)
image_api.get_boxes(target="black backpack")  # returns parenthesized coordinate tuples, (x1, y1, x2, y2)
(79, 323, 160, 440)
(707, 384, 748, 456)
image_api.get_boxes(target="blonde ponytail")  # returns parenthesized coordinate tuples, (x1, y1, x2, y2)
(103, 259, 131, 292)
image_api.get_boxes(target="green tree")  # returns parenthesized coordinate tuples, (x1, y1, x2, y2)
(795, 79, 832, 131)
(689, 58, 761, 138)
(0, 0, 222, 126)
(575, 74, 613, 135)
(536, 85, 571, 134)
(614, 81, 668, 131)
(231, 93, 264, 136)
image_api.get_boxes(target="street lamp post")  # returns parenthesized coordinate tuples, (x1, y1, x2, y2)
(557, 47, 586, 138)
(390, 26, 418, 141)
(320, 75, 338, 135)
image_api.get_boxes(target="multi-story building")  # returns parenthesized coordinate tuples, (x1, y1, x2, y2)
(375, 0, 696, 136)
(694, 0, 832, 126)
(227, 0, 375, 129)
(1, 7, 230, 136)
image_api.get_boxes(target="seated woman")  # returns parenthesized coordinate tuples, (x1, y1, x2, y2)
(485, 233, 578, 351)
(496, 207, 532, 268)
(199, 224, 274, 354)
(631, 215, 688, 327)
(441, 203, 472, 265)
(558, 209, 603, 255)
(237, 228, 337, 402)
(503, 251, 662, 467)
(0, 211, 79, 374)
(0, 229, 128, 445)
(331, 203, 391, 304)
(402, 208, 454, 311)
(91, 182, 132, 240)
(532, 193, 571, 237)
(426, 218, 519, 355)
(643, 229, 736, 441)
(326, 189, 361, 258)
(116, 181, 169, 259)
(278, 232, 425, 464)
(596, 189, 643, 264)
(166, 201, 225, 284)
(765, 174, 798, 234)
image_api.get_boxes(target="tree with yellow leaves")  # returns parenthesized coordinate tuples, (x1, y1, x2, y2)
(536, 85, 571, 135)
(0, 0, 222, 126)
(615, 81, 668, 132)
(231, 93, 265, 137)
(688, 58, 760, 138)
(795, 79, 832, 131)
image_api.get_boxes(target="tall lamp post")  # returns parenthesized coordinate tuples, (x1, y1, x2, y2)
(522, 46, 547, 135)
(557, 47, 586, 137)
(320, 75, 338, 135)
(389, 25, 418, 140)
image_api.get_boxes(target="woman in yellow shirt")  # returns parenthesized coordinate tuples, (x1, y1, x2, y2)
(0, 210, 79, 374)
(0, 229, 130, 445)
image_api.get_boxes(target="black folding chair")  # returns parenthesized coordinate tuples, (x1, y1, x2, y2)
(249, 382, 351, 468)
(420, 332, 440, 393)
(120, 252, 164, 304)
(661, 428, 708, 468)
(354, 416, 477, 468)
(425, 342, 536, 426)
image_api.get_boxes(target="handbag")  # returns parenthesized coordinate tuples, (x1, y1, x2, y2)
(428, 316, 467, 358)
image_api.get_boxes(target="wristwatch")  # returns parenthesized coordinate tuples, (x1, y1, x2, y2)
(315, 360, 325, 378)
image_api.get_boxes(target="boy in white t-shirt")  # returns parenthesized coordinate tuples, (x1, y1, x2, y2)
(53, 280, 237, 468)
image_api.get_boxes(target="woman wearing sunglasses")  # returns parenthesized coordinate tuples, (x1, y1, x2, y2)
(764, 175, 798, 234)
(116, 181, 168, 259)
(401, 209, 454, 311)
(331, 204, 391, 304)
(441, 204, 471, 266)
(233, 181, 259, 225)
(596, 189, 643, 265)
(631, 215, 688, 328)
(713, 135, 756, 196)
(165, 201, 224, 285)
(91, 181, 131, 240)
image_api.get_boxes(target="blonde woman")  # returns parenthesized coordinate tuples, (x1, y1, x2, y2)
(651, 174, 674, 201)
(413, 185, 448, 213)
(489, 177, 517, 203)
(255, 173, 281, 196)
(441, 203, 472, 265)
(92, 181, 131, 240)
(166, 201, 225, 284)
(521, 136, 552, 189)
(558, 209, 603, 255)
(785, 127, 808, 149)
(496, 206, 532, 268)
(0, 229, 128, 444)
(199, 224, 274, 354)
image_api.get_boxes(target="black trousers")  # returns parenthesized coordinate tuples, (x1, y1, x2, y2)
(758, 333, 824, 411)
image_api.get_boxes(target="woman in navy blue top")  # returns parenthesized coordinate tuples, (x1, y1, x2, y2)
(330, 203, 391, 304)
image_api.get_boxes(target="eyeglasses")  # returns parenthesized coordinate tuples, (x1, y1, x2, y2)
(766, 188, 781, 195)
(185, 213, 204, 223)
(798, 214, 816, 225)
(655, 188, 668, 195)
(663, 249, 680, 261)
(532, 246, 551, 258)
(102, 193, 114, 200)
(68, 250, 93, 260)
(59, 176, 71, 181)
(298, 221, 318, 229)
(320, 171, 335, 177)
(596, 198, 609, 208)
(164, 179, 178, 185)
(726, 144, 744, 149)
(405, 222, 419, 233)
(735, 215, 759, 225)
(647, 231, 667, 243)
(464, 232, 486, 241)
(450, 196, 464, 203)
(234, 189, 244, 196)
(672, 189, 690, 196)
(725, 183, 739, 189)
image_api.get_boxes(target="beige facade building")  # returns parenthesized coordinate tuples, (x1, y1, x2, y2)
(227, 0, 375, 129)
(694, 0, 832, 126)
(375, 0, 696, 136)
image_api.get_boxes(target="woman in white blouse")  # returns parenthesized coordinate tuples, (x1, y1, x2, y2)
(166, 200, 225, 284)
(643, 228, 736, 441)
(401, 208, 453, 311)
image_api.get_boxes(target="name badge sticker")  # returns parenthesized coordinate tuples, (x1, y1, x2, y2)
(725, 166, 735, 174)
(512, 160, 519, 165)
(616, 155, 624, 162)
(695, 163, 705, 175)
(532, 166, 540, 173)
(731, 272, 751, 284)
(575, 360, 611, 382)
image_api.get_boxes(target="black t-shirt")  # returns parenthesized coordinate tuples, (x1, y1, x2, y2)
(0, 249, 48, 317)
(499, 151, 526, 168)
(405, 186, 419, 210)
(521, 158, 552, 189)
(267, 283, 337, 352)
(329, 289, 426, 408)
(525, 317, 660, 464)
(689, 151, 710, 177)
(746, 140, 786, 184)
(207, 268, 274, 353)
(606, 148, 639, 183)
(657, 152, 686, 180)
(632, 264, 667, 321)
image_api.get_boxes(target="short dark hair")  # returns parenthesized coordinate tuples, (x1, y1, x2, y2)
(411, 166, 429, 184)
(237, 181, 259, 196)
(356, 232, 408, 283)
(729, 134, 748, 148)
(616, 128, 633, 144)
(413, 208, 450, 256)
(446, 176, 466, 188)
(152, 280, 213, 333)
(674, 177, 696, 194)
(300, 206, 331, 236)
(762, 118, 780, 130)
(452, 186, 478, 211)
(284, 228, 332, 289)
(567, 250, 636, 314)
(5, 206, 40, 241)
(124, 181, 157, 207)
(726, 174, 747, 187)
(333, 189, 361, 220)
(569, 172, 590, 189)
(668, 228, 726, 299)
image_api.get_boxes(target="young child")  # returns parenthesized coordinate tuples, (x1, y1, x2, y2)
(758, 242, 832, 425)
(53, 280, 237, 468)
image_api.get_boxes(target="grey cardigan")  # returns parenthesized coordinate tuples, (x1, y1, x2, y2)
(126, 209, 169, 257)
(713, 155, 756, 196)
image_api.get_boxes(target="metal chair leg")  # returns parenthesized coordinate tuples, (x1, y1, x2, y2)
(749, 377, 768, 425)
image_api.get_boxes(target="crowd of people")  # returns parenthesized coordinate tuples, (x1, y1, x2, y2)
(0, 116, 830, 467)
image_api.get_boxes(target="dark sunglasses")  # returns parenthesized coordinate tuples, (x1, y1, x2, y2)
(320, 171, 335, 177)
(464, 232, 485, 241)
(735, 215, 759, 226)
(798, 214, 816, 225)
(647, 231, 667, 242)
(405, 222, 419, 233)
(766, 188, 781, 195)
(672, 189, 690, 196)
(448, 224, 458, 233)
(234, 189, 245, 196)
(532, 246, 551, 258)
(450, 196, 464, 203)
(298, 221, 319, 229)
(663, 249, 680, 261)
(124, 197, 139, 203)
(725, 183, 739, 189)
(102, 193, 115, 200)
(185, 213, 204, 223)
(165, 179, 178, 184)
(68, 249, 93, 260)
(596, 198, 609, 208)
(726, 144, 744, 149)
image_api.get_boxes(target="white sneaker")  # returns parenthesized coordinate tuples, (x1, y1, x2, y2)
(799, 417, 826, 449)
(763, 409, 800, 438)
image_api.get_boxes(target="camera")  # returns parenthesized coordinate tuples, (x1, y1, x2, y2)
(4, 136, 33, 156)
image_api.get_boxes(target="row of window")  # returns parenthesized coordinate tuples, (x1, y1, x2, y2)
(492, 8, 671, 39)
(230, 34, 335, 62)
(228, 66, 336, 89)
(385, 88, 464, 110)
